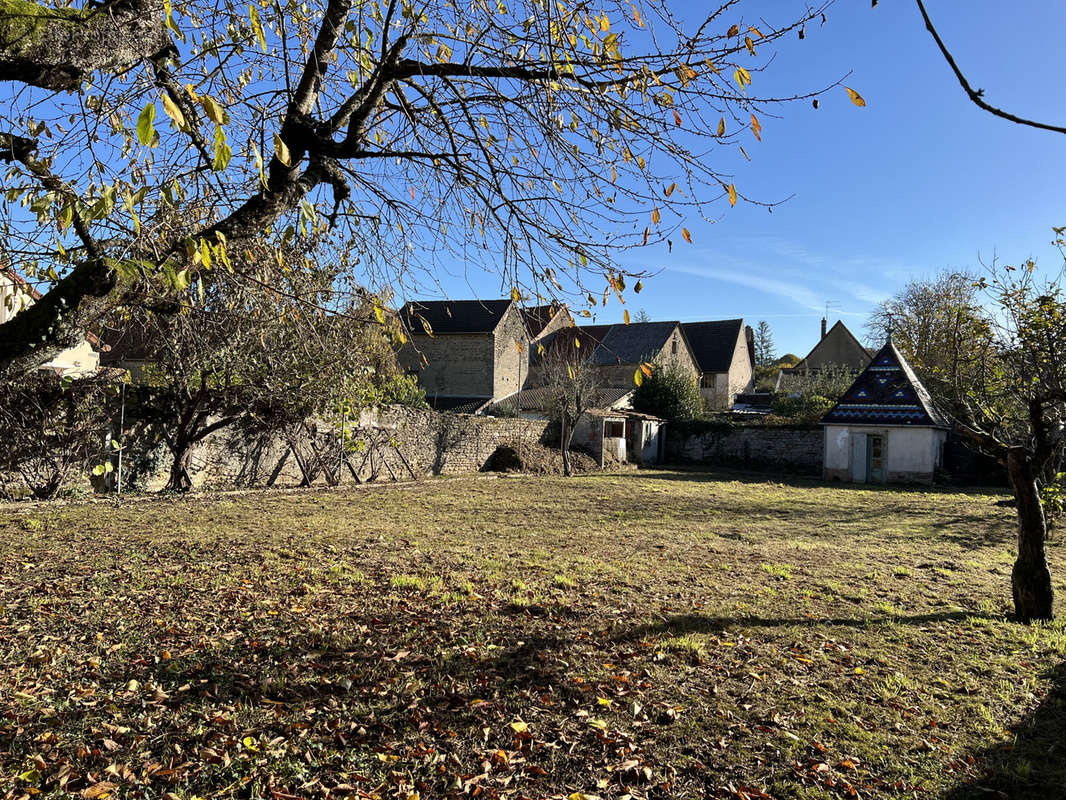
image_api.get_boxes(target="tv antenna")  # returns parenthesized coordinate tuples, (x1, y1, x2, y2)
(824, 300, 840, 321)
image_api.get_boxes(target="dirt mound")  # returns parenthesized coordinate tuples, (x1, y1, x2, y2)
(484, 441, 599, 474)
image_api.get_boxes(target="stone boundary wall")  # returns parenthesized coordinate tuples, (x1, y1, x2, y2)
(665, 424, 823, 475)
(127, 408, 554, 491)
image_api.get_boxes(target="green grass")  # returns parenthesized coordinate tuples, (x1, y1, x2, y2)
(0, 469, 1064, 799)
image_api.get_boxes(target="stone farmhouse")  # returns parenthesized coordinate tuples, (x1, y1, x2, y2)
(822, 340, 949, 484)
(397, 298, 573, 412)
(585, 320, 700, 386)
(681, 319, 755, 409)
(777, 318, 874, 392)
(1, 267, 100, 377)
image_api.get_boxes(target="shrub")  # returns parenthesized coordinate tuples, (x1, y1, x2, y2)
(632, 359, 703, 421)
(0, 372, 117, 499)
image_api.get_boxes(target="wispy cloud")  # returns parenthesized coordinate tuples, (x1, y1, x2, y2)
(668, 262, 825, 312)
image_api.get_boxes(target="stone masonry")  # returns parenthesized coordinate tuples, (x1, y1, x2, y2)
(666, 424, 823, 475)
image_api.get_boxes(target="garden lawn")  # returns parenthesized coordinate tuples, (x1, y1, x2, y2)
(1, 470, 1064, 800)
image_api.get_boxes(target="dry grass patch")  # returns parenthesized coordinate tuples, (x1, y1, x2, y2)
(0, 470, 1064, 799)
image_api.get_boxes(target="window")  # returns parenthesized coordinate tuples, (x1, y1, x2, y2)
(605, 421, 625, 438)
(671, 339, 678, 355)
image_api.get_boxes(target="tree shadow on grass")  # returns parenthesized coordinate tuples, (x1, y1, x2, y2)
(943, 661, 1066, 799)
(617, 610, 1002, 643)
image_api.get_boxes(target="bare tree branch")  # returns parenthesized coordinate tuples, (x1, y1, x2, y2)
(915, 0, 1066, 135)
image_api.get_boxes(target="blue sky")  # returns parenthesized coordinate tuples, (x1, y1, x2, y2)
(421, 1, 1066, 358)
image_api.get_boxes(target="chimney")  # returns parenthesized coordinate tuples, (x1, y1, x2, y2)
(820, 317, 827, 339)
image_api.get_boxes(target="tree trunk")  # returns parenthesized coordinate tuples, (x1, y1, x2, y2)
(0, 0, 172, 91)
(166, 442, 193, 492)
(1007, 447, 1054, 621)
(560, 417, 573, 477)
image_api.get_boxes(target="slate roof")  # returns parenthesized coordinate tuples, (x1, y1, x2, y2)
(520, 305, 562, 339)
(400, 299, 512, 335)
(589, 321, 681, 366)
(681, 319, 746, 373)
(821, 341, 950, 428)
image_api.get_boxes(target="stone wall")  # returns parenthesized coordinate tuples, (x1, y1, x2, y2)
(666, 423, 823, 475)
(493, 305, 530, 399)
(398, 333, 495, 397)
(124, 407, 555, 491)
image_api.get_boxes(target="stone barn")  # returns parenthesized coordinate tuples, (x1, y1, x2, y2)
(821, 341, 949, 484)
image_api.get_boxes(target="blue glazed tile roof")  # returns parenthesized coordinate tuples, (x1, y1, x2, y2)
(821, 342, 949, 428)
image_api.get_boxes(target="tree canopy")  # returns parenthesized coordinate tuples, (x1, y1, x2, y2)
(0, 0, 841, 375)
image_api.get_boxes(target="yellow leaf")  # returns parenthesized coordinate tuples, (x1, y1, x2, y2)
(568, 364, 575, 380)
(624, 309, 630, 324)
(744, 36, 755, 56)
(640, 362, 653, 377)
(749, 26, 764, 38)
(664, 182, 676, 197)
(274, 133, 292, 167)
(727, 183, 737, 207)
(509, 720, 528, 733)
(751, 114, 762, 141)
(845, 86, 866, 107)
(726, 23, 739, 36)
(374, 304, 385, 324)
(651, 207, 661, 224)
(200, 95, 227, 125)
(682, 228, 692, 243)
(733, 66, 751, 91)
(717, 116, 725, 137)
(633, 368, 643, 387)
(161, 93, 186, 131)
(510, 286, 521, 302)
(673, 109, 682, 127)
(634, 280, 643, 293)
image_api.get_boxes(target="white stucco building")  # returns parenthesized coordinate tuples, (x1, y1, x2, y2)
(821, 341, 949, 484)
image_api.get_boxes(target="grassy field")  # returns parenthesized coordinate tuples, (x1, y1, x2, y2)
(1, 470, 1064, 800)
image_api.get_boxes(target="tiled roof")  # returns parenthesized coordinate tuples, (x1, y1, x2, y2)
(681, 319, 745, 373)
(425, 395, 492, 414)
(3, 266, 102, 347)
(400, 299, 512, 335)
(822, 341, 949, 428)
(589, 321, 679, 366)
(486, 385, 633, 415)
(794, 320, 872, 371)
(1, 266, 42, 299)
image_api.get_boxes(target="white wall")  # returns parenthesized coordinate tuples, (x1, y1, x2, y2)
(823, 424, 946, 484)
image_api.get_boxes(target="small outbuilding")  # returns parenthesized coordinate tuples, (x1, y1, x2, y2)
(821, 341, 949, 484)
